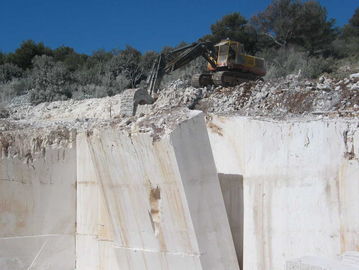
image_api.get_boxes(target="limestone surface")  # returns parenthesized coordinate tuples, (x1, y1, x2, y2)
(286, 252, 359, 270)
(0, 128, 77, 270)
(207, 115, 359, 270)
(0, 109, 240, 270)
(1, 70, 359, 270)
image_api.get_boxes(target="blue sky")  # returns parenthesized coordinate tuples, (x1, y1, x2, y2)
(0, 0, 357, 54)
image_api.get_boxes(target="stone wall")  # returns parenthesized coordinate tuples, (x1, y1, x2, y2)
(0, 111, 240, 270)
(0, 130, 77, 270)
(76, 112, 239, 270)
(207, 115, 359, 270)
(1, 111, 358, 270)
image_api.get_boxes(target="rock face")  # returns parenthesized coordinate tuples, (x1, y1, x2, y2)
(207, 115, 359, 270)
(76, 111, 239, 270)
(1, 71, 359, 270)
(0, 128, 77, 270)
(0, 110, 240, 270)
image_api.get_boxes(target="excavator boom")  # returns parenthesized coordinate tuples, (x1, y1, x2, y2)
(146, 42, 216, 95)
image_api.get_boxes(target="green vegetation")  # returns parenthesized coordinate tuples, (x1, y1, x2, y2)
(0, 0, 358, 104)
(251, 0, 337, 54)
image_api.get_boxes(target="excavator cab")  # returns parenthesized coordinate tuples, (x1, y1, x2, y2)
(213, 40, 244, 68)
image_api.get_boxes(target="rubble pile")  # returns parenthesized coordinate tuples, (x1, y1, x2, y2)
(2, 94, 124, 131)
(2, 71, 359, 131)
(153, 80, 207, 109)
(155, 72, 359, 118)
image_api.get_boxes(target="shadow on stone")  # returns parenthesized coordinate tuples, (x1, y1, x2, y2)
(218, 173, 244, 270)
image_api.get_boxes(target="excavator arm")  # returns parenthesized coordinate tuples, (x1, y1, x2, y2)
(146, 42, 216, 95)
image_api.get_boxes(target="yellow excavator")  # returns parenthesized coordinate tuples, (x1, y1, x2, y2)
(146, 39, 266, 95)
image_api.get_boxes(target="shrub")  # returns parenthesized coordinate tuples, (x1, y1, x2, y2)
(0, 52, 5, 65)
(0, 63, 23, 83)
(302, 56, 335, 78)
(29, 55, 73, 104)
(0, 83, 15, 103)
(259, 47, 305, 79)
(74, 63, 106, 86)
(333, 35, 359, 60)
(259, 46, 335, 79)
(0, 79, 28, 103)
(0, 102, 9, 118)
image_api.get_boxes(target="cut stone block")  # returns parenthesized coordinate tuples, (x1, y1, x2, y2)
(207, 116, 359, 270)
(75, 110, 239, 269)
(0, 129, 77, 270)
(2, 111, 239, 270)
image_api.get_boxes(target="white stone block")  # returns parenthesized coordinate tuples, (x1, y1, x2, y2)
(0, 132, 77, 270)
(75, 111, 239, 269)
(207, 116, 359, 270)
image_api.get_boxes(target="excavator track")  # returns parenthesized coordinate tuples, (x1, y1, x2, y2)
(191, 73, 213, 88)
(212, 71, 259, 87)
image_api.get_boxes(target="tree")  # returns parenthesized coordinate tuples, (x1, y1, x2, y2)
(63, 53, 88, 72)
(342, 8, 359, 38)
(349, 7, 359, 27)
(29, 55, 73, 104)
(107, 46, 143, 88)
(53, 46, 75, 62)
(7, 40, 53, 70)
(335, 7, 359, 58)
(90, 49, 113, 65)
(140, 51, 158, 74)
(0, 52, 5, 65)
(251, 0, 337, 54)
(73, 49, 113, 86)
(202, 13, 258, 53)
(52, 46, 88, 72)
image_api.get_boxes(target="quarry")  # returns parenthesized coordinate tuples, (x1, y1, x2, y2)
(1, 72, 359, 270)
